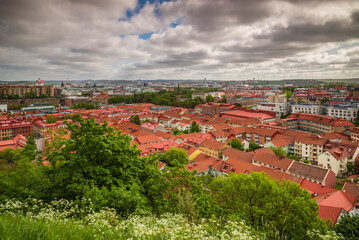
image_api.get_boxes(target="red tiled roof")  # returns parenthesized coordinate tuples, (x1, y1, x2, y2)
(199, 139, 227, 151)
(289, 161, 331, 182)
(270, 134, 295, 147)
(223, 147, 254, 163)
(342, 182, 359, 198)
(135, 134, 160, 144)
(253, 150, 294, 170)
(295, 134, 328, 146)
(318, 206, 342, 225)
(287, 113, 355, 127)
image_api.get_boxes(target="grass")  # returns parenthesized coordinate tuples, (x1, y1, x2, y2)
(0, 215, 97, 240)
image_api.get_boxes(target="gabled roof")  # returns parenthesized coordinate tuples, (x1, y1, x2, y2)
(135, 134, 160, 144)
(270, 134, 295, 147)
(199, 139, 227, 151)
(342, 182, 359, 198)
(318, 206, 342, 225)
(289, 161, 331, 182)
(295, 134, 328, 146)
(253, 150, 294, 170)
(222, 147, 254, 163)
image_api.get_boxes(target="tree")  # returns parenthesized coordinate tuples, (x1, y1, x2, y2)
(218, 95, 227, 103)
(230, 139, 244, 151)
(160, 147, 188, 167)
(191, 121, 200, 133)
(334, 214, 359, 239)
(205, 95, 214, 103)
(46, 115, 58, 124)
(283, 89, 293, 101)
(347, 162, 354, 172)
(248, 141, 260, 151)
(130, 115, 141, 125)
(44, 117, 146, 198)
(320, 97, 331, 105)
(270, 147, 287, 156)
(209, 172, 328, 239)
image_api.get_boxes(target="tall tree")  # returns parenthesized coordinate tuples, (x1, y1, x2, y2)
(205, 95, 214, 103)
(191, 121, 200, 133)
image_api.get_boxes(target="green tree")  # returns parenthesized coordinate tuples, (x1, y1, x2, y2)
(334, 214, 359, 239)
(248, 141, 260, 151)
(230, 139, 244, 151)
(288, 154, 300, 161)
(320, 97, 331, 105)
(130, 115, 141, 125)
(44, 117, 145, 199)
(160, 147, 188, 167)
(270, 147, 287, 156)
(283, 89, 293, 101)
(191, 121, 200, 133)
(209, 172, 328, 240)
(46, 115, 58, 124)
(347, 162, 354, 172)
(205, 95, 214, 103)
(218, 95, 227, 103)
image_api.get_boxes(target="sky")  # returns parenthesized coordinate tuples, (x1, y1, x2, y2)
(0, 0, 359, 81)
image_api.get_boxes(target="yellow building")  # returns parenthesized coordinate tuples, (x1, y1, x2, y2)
(199, 139, 229, 159)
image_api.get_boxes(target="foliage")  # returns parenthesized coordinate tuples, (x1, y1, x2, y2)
(218, 95, 227, 103)
(160, 147, 188, 167)
(288, 154, 301, 161)
(248, 141, 260, 151)
(229, 139, 244, 151)
(209, 172, 330, 240)
(108, 88, 207, 108)
(334, 214, 359, 240)
(320, 97, 331, 105)
(205, 94, 214, 103)
(347, 162, 354, 172)
(191, 121, 200, 133)
(46, 115, 58, 124)
(283, 89, 293, 101)
(70, 103, 99, 110)
(0, 198, 261, 240)
(270, 147, 287, 156)
(129, 115, 141, 125)
(44, 117, 144, 199)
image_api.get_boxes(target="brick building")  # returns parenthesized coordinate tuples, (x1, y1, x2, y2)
(0, 117, 33, 140)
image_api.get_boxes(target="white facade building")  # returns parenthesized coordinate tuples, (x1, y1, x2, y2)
(257, 102, 289, 118)
(291, 104, 321, 115)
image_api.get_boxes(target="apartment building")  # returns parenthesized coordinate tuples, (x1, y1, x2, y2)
(294, 135, 328, 163)
(318, 143, 359, 176)
(350, 127, 359, 142)
(198, 139, 229, 159)
(281, 113, 355, 134)
(0, 85, 57, 98)
(267, 94, 287, 103)
(323, 103, 358, 122)
(233, 127, 279, 147)
(192, 92, 208, 101)
(195, 102, 237, 116)
(0, 117, 33, 140)
(256, 102, 289, 118)
(291, 104, 321, 115)
(64, 96, 90, 106)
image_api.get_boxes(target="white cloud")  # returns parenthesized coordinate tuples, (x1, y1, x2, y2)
(0, 0, 358, 80)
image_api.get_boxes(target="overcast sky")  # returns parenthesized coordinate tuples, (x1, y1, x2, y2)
(0, 0, 359, 81)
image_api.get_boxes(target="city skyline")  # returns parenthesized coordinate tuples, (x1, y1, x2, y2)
(0, 0, 359, 81)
